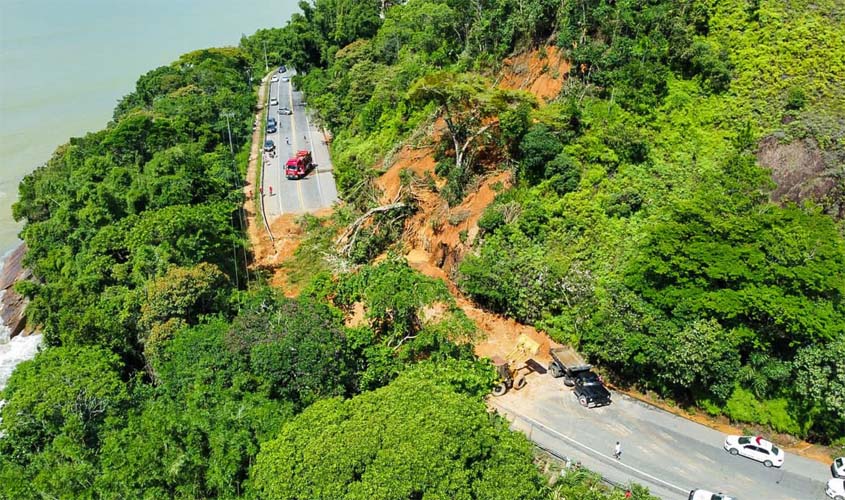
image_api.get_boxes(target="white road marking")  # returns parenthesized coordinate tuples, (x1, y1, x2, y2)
(491, 401, 689, 495)
(303, 110, 324, 205)
(287, 81, 305, 211)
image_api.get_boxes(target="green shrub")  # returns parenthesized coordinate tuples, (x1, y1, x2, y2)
(477, 205, 506, 233)
(724, 386, 803, 436)
(786, 86, 806, 111)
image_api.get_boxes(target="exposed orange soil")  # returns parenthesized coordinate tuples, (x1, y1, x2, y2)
(498, 45, 569, 103)
(370, 46, 570, 364)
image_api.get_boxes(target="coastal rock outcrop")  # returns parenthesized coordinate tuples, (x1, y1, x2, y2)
(0, 244, 32, 340)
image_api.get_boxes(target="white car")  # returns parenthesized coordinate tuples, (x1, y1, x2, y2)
(281, 76, 290, 82)
(689, 490, 735, 500)
(723, 435, 785, 467)
(827, 478, 845, 500)
(278, 107, 292, 115)
(833, 457, 845, 478)
(271, 75, 279, 83)
(269, 97, 278, 106)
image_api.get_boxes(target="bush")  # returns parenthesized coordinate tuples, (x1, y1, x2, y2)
(724, 386, 804, 436)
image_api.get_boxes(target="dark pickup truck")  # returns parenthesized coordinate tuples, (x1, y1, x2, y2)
(549, 346, 612, 408)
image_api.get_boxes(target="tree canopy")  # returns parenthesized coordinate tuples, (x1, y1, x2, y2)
(250, 362, 544, 500)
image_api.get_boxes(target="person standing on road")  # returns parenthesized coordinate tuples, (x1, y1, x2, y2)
(268, 185, 273, 196)
(613, 441, 622, 460)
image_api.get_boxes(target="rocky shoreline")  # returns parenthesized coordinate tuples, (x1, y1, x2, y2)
(0, 244, 32, 340)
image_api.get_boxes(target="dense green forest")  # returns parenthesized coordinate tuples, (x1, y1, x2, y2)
(2, 0, 843, 498)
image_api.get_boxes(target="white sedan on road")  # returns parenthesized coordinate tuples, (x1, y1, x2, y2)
(827, 478, 845, 500)
(271, 75, 279, 83)
(689, 490, 735, 500)
(723, 435, 784, 467)
(833, 457, 845, 478)
(269, 97, 278, 106)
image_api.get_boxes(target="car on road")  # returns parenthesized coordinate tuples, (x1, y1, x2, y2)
(723, 435, 784, 467)
(688, 489, 734, 500)
(271, 75, 279, 83)
(833, 457, 845, 478)
(263, 139, 275, 152)
(270, 97, 278, 106)
(278, 107, 292, 115)
(281, 77, 290, 82)
(827, 478, 845, 500)
(571, 370, 611, 407)
(548, 346, 611, 407)
(279, 65, 286, 73)
(688, 489, 735, 500)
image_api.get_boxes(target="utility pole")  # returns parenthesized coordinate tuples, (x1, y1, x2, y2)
(223, 111, 235, 155)
(263, 40, 269, 71)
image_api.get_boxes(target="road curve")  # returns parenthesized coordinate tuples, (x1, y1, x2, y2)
(491, 373, 831, 500)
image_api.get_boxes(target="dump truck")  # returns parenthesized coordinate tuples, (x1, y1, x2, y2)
(548, 346, 611, 407)
(285, 150, 313, 179)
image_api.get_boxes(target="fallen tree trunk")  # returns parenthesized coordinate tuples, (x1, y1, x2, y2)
(336, 202, 407, 256)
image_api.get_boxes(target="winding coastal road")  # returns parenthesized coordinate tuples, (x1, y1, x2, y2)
(493, 373, 831, 500)
(261, 69, 338, 217)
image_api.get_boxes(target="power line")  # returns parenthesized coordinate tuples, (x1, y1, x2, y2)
(223, 110, 251, 294)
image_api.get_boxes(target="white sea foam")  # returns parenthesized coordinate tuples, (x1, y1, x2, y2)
(0, 331, 41, 391)
(0, 260, 42, 392)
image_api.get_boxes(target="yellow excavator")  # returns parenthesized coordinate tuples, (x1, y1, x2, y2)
(490, 334, 540, 396)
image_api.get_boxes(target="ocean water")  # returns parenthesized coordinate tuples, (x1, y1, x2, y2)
(0, 0, 299, 255)
(0, 0, 299, 389)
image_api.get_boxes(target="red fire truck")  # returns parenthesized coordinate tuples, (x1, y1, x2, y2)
(285, 150, 313, 179)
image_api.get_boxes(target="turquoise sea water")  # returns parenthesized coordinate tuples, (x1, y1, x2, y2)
(0, 0, 297, 254)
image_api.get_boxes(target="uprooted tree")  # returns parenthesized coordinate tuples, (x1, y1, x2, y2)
(408, 71, 536, 173)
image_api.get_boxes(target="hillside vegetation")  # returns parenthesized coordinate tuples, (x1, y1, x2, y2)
(275, 0, 845, 444)
(1, 0, 843, 498)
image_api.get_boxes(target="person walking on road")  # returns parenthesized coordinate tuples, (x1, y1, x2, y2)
(613, 441, 622, 460)
(268, 185, 273, 196)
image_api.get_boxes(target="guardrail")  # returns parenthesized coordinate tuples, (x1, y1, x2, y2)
(533, 437, 633, 493)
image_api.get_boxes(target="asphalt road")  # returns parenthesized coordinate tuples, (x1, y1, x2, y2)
(492, 373, 832, 500)
(261, 69, 338, 217)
